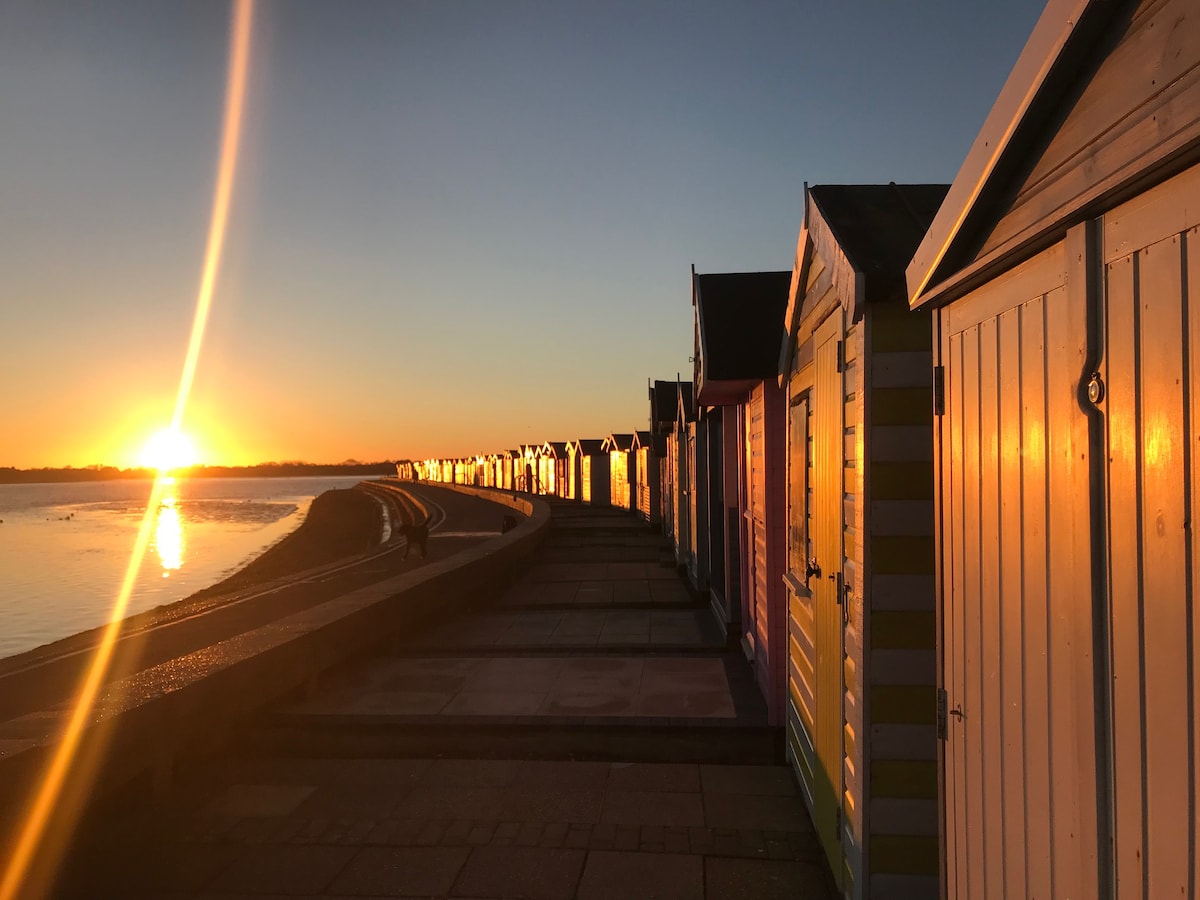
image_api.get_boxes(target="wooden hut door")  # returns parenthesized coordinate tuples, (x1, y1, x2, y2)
(939, 239, 1097, 900)
(687, 428, 698, 565)
(1102, 167, 1200, 900)
(747, 386, 769, 692)
(811, 312, 844, 875)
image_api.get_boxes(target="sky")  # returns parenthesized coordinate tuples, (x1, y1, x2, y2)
(0, 0, 1047, 469)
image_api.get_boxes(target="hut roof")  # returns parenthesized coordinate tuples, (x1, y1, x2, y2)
(632, 430, 666, 457)
(694, 271, 790, 405)
(906, 0, 1144, 309)
(542, 441, 569, 458)
(782, 183, 949, 357)
(568, 439, 606, 455)
(603, 433, 635, 452)
(649, 380, 681, 432)
(809, 184, 949, 303)
(676, 381, 695, 424)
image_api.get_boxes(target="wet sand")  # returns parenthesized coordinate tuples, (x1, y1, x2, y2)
(0, 484, 390, 679)
(193, 486, 386, 597)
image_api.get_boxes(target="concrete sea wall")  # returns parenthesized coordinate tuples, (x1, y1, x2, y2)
(0, 485, 549, 834)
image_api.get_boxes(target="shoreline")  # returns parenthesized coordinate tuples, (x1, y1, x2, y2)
(0, 463, 398, 486)
(0, 484, 391, 678)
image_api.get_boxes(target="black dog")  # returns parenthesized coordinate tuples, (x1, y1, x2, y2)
(501, 515, 519, 534)
(399, 522, 429, 559)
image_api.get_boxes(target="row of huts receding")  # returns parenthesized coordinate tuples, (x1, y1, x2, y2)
(403, 432, 654, 519)
(396, 1, 1199, 894)
(660, 189, 946, 898)
(660, 0, 1200, 896)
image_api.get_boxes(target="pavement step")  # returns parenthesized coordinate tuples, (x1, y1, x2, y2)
(241, 719, 785, 765)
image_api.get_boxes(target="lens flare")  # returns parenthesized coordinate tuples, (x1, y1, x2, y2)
(0, 3, 254, 898)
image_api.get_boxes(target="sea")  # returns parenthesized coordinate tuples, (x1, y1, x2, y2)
(0, 475, 370, 660)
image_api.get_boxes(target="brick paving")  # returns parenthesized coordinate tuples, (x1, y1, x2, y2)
(55, 496, 837, 899)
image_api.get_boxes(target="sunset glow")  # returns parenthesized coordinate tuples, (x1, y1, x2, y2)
(0, 3, 255, 898)
(138, 427, 199, 473)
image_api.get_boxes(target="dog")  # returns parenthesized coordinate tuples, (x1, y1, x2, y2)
(501, 514, 519, 534)
(399, 522, 429, 559)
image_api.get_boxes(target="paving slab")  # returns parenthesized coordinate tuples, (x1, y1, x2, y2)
(577, 850, 703, 900)
(329, 845, 469, 896)
(279, 655, 739, 721)
(53, 497, 836, 899)
(452, 846, 586, 900)
(705, 856, 839, 899)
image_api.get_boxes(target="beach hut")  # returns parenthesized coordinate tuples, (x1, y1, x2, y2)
(568, 439, 609, 505)
(781, 184, 948, 898)
(603, 433, 636, 510)
(649, 380, 681, 533)
(501, 449, 518, 491)
(631, 431, 662, 527)
(905, 0, 1200, 895)
(519, 444, 541, 493)
(540, 442, 568, 498)
(693, 270, 791, 651)
(669, 382, 696, 570)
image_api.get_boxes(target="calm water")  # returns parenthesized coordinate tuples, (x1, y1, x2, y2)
(0, 476, 370, 660)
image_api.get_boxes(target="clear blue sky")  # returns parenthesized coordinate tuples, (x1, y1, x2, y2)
(0, 0, 1046, 468)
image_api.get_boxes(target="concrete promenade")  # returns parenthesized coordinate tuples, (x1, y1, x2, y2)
(56, 493, 837, 899)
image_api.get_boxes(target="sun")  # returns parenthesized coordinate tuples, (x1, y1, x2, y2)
(138, 427, 199, 473)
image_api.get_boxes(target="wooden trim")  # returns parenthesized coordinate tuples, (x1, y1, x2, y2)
(944, 240, 1067, 334)
(781, 223, 814, 380)
(906, 0, 1103, 306)
(1103, 158, 1200, 261)
(796, 265, 839, 344)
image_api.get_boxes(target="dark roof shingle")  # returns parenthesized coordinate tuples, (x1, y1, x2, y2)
(695, 272, 791, 382)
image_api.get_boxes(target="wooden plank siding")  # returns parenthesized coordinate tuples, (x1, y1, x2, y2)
(976, 0, 1200, 273)
(938, 239, 1100, 900)
(786, 269, 934, 898)
(1101, 164, 1200, 900)
(910, 2, 1200, 888)
(863, 300, 938, 899)
(840, 319, 865, 892)
(813, 311, 849, 884)
(745, 384, 788, 723)
(784, 185, 948, 898)
(634, 447, 661, 527)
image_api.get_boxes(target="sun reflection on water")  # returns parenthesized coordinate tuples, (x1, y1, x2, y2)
(0, 2, 255, 897)
(153, 486, 184, 576)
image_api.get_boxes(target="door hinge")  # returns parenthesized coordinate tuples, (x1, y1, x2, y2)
(836, 340, 845, 373)
(936, 687, 948, 741)
(933, 366, 945, 417)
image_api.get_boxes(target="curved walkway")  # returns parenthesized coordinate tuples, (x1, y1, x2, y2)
(0, 481, 510, 723)
(54, 496, 837, 899)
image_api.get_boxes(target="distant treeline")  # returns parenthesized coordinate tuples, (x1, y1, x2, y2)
(0, 462, 398, 485)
